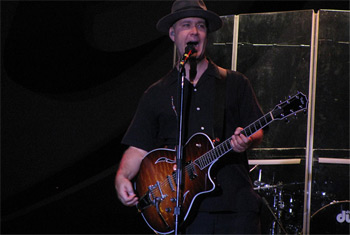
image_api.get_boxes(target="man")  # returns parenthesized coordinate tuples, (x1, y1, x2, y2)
(115, 0, 264, 233)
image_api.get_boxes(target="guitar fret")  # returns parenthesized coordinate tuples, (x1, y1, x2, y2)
(205, 154, 210, 166)
(221, 145, 225, 155)
(200, 158, 204, 168)
(208, 153, 213, 164)
(252, 123, 256, 132)
(246, 128, 252, 137)
(212, 151, 217, 161)
(223, 141, 231, 151)
(254, 121, 260, 131)
(200, 157, 205, 167)
(262, 116, 266, 125)
(226, 140, 231, 151)
(206, 153, 211, 163)
(195, 158, 201, 169)
(243, 129, 248, 137)
(222, 144, 227, 153)
(211, 151, 216, 161)
(264, 114, 268, 124)
(204, 154, 209, 166)
(217, 146, 222, 156)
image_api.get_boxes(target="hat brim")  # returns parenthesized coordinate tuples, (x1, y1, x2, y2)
(156, 9, 223, 33)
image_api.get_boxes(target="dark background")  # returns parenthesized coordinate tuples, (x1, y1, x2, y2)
(1, 1, 349, 234)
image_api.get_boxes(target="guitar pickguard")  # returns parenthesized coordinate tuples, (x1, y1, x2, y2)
(155, 157, 176, 165)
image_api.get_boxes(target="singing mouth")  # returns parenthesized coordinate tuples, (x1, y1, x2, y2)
(186, 41, 199, 53)
(187, 41, 199, 46)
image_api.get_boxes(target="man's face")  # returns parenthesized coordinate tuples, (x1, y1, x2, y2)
(169, 17, 208, 61)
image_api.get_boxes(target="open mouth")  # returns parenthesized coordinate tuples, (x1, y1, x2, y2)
(187, 41, 199, 47)
(186, 41, 199, 53)
(187, 41, 198, 46)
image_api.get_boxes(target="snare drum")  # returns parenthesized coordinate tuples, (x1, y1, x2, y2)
(310, 200, 350, 234)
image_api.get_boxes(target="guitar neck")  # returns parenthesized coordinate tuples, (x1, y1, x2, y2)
(241, 112, 274, 137)
(194, 112, 274, 170)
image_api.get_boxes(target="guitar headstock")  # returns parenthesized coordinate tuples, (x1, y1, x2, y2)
(272, 92, 308, 120)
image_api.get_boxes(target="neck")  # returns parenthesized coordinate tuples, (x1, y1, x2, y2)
(178, 57, 208, 86)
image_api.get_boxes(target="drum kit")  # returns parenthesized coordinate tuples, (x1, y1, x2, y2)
(250, 164, 350, 234)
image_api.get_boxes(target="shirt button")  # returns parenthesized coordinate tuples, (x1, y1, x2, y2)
(201, 126, 205, 130)
(196, 107, 200, 111)
(194, 88, 197, 92)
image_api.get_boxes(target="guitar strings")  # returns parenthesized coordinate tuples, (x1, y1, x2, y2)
(149, 143, 229, 197)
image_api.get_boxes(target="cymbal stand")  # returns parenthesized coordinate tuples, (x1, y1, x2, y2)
(262, 195, 288, 234)
(253, 168, 288, 234)
(270, 184, 288, 234)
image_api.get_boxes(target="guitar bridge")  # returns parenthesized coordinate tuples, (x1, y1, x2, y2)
(136, 181, 167, 212)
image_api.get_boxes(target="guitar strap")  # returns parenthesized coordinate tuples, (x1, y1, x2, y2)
(213, 66, 228, 144)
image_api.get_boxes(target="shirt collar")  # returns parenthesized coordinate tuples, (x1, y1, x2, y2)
(166, 59, 222, 86)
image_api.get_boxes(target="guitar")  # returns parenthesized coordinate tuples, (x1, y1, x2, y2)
(135, 92, 308, 234)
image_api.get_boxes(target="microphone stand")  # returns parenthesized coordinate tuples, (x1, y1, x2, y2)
(174, 65, 185, 235)
(174, 45, 195, 235)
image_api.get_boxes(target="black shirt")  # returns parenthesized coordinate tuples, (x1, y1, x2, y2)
(122, 61, 263, 212)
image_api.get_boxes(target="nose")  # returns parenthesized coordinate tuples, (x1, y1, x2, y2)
(190, 25, 199, 35)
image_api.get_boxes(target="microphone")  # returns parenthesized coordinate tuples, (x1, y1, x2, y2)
(180, 42, 197, 67)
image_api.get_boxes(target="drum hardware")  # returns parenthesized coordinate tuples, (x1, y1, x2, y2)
(253, 168, 289, 234)
(249, 164, 348, 234)
(251, 167, 305, 234)
(262, 194, 288, 234)
(310, 200, 350, 234)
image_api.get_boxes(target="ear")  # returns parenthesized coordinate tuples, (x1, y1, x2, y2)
(169, 27, 175, 42)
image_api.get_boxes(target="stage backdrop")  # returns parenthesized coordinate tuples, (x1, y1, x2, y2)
(207, 9, 349, 234)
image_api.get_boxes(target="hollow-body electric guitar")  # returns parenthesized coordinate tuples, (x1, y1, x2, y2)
(135, 92, 308, 234)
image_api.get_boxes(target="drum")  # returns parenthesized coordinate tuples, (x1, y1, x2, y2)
(310, 200, 350, 234)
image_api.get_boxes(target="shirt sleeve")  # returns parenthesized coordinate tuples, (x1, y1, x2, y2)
(239, 73, 264, 127)
(121, 88, 158, 152)
(226, 71, 264, 134)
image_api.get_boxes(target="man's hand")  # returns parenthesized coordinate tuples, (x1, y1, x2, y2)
(115, 174, 138, 206)
(115, 146, 147, 206)
(230, 127, 253, 152)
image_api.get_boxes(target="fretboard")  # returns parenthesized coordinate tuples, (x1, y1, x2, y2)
(194, 112, 274, 170)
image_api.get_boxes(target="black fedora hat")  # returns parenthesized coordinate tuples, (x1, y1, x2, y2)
(156, 0, 223, 33)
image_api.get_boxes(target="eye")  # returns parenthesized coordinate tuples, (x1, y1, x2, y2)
(196, 23, 207, 31)
(182, 23, 191, 28)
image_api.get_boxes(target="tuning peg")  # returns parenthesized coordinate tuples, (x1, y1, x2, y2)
(303, 109, 307, 114)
